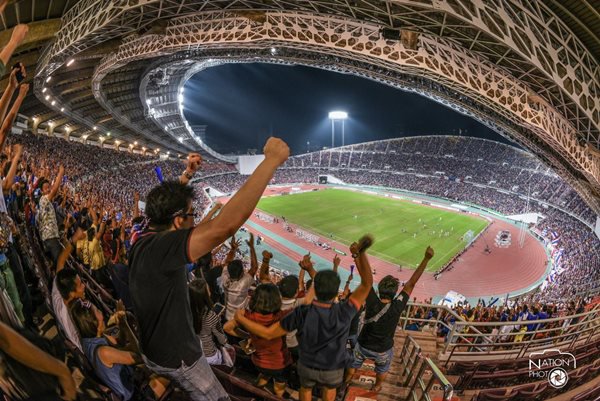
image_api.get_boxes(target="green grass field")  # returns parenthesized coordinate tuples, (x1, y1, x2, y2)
(257, 189, 488, 271)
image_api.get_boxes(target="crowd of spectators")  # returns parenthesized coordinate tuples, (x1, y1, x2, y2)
(0, 14, 598, 401)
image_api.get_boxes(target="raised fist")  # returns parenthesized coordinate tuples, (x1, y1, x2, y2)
(10, 24, 28, 46)
(17, 83, 29, 98)
(245, 232, 254, 247)
(262, 250, 273, 260)
(333, 254, 341, 266)
(425, 246, 434, 260)
(299, 256, 313, 271)
(186, 152, 202, 173)
(263, 137, 289, 166)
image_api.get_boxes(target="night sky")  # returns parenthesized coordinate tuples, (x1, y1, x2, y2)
(183, 63, 512, 155)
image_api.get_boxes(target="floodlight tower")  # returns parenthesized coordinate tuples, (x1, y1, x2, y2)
(328, 111, 348, 148)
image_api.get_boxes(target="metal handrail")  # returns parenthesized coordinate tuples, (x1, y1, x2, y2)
(400, 335, 423, 387)
(396, 301, 600, 364)
(405, 353, 454, 401)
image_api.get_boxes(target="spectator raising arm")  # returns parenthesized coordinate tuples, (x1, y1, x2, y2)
(332, 254, 341, 272)
(46, 164, 65, 202)
(188, 137, 289, 260)
(258, 250, 273, 283)
(0, 67, 20, 123)
(2, 143, 22, 194)
(0, 321, 76, 400)
(348, 235, 375, 306)
(0, 24, 28, 70)
(0, 83, 28, 152)
(402, 246, 434, 296)
(298, 253, 317, 304)
(245, 232, 258, 276)
(179, 152, 202, 185)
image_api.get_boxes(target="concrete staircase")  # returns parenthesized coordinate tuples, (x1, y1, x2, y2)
(344, 327, 463, 401)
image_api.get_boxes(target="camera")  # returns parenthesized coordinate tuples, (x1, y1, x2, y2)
(12, 62, 24, 83)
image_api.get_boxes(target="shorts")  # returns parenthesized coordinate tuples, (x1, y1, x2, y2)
(256, 365, 290, 384)
(297, 361, 344, 389)
(351, 343, 393, 374)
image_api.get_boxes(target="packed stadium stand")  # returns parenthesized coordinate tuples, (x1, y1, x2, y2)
(0, 1, 598, 401)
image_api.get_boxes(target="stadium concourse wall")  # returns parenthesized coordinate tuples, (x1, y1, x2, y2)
(215, 181, 554, 304)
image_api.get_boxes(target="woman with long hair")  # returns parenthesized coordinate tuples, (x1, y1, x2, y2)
(188, 278, 228, 365)
(224, 283, 291, 397)
(69, 299, 166, 400)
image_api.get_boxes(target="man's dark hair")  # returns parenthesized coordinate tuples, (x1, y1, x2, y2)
(249, 283, 282, 315)
(227, 260, 244, 280)
(314, 270, 340, 302)
(87, 226, 96, 241)
(189, 278, 213, 335)
(278, 275, 299, 299)
(56, 268, 79, 300)
(145, 180, 195, 228)
(131, 216, 144, 225)
(378, 275, 399, 300)
(37, 178, 49, 190)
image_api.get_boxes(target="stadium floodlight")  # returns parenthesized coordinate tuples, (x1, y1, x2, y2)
(328, 111, 348, 120)
(42, 87, 47, 93)
(328, 111, 348, 148)
(66, 59, 75, 66)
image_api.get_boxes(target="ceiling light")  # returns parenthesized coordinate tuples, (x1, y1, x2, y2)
(46, 76, 52, 83)
(66, 59, 75, 66)
(42, 87, 47, 93)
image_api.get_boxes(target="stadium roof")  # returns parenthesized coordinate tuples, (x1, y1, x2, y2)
(0, 0, 599, 213)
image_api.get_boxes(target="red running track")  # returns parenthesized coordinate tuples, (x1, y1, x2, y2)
(221, 186, 549, 301)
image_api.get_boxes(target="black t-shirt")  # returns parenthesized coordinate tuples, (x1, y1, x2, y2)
(129, 228, 202, 368)
(358, 289, 410, 352)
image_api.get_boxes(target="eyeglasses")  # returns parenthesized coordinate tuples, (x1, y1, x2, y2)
(171, 209, 198, 220)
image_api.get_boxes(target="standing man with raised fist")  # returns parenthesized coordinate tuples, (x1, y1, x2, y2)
(346, 246, 435, 393)
(129, 137, 289, 401)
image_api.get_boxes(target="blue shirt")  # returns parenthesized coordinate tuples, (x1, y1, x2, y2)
(280, 298, 360, 370)
(82, 337, 134, 401)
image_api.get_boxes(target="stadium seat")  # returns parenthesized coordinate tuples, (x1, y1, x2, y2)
(472, 388, 515, 401)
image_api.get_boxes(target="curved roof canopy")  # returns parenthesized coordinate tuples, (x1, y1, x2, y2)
(0, 0, 598, 213)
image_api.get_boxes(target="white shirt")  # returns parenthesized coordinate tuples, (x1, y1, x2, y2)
(51, 277, 82, 351)
(222, 269, 253, 321)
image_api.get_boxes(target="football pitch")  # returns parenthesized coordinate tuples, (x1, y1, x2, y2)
(257, 189, 489, 271)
